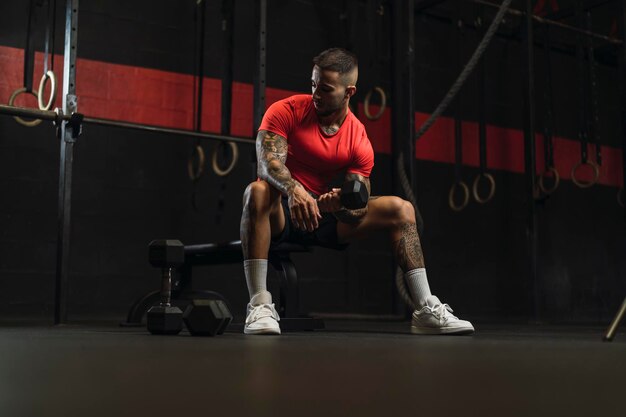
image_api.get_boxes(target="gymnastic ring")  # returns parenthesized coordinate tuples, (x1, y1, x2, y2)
(8, 87, 42, 127)
(472, 172, 496, 204)
(571, 160, 600, 189)
(363, 86, 387, 121)
(37, 70, 57, 111)
(618, 188, 624, 208)
(448, 181, 470, 212)
(211, 141, 239, 177)
(538, 166, 560, 195)
(187, 145, 206, 181)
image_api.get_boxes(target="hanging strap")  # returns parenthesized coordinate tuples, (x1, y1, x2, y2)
(43, 0, 56, 74)
(577, 11, 589, 164)
(449, 116, 470, 212)
(571, 1, 599, 188)
(472, 7, 495, 204)
(190, 0, 207, 211)
(537, 24, 560, 195)
(23, 0, 38, 91)
(478, 61, 487, 175)
(9, 0, 44, 127)
(586, 10, 602, 167)
(37, 0, 57, 111)
(448, 16, 469, 212)
(455, 119, 463, 184)
(542, 26, 555, 170)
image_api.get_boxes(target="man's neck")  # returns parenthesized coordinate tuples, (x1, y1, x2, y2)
(317, 105, 349, 135)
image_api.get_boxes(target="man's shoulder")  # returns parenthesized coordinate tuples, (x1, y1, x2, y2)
(347, 110, 366, 130)
(268, 94, 312, 116)
(284, 94, 313, 109)
(345, 111, 368, 139)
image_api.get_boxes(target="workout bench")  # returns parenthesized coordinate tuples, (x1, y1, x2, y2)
(122, 240, 325, 332)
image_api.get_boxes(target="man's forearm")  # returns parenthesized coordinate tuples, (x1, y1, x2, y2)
(333, 207, 367, 224)
(258, 160, 301, 196)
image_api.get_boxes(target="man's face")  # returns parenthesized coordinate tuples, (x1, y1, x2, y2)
(311, 65, 351, 117)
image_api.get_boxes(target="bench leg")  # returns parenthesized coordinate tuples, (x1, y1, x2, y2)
(270, 256, 324, 332)
(274, 257, 299, 317)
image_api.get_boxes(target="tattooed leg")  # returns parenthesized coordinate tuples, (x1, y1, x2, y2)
(389, 209, 430, 308)
(391, 222, 425, 272)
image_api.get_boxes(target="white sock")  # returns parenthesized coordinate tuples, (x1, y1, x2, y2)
(405, 268, 432, 308)
(244, 259, 268, 302)
(250, 290, 272, 306)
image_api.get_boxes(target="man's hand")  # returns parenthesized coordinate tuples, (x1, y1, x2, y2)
(317, 188, 342, 213)
(287, 183, 322, 232)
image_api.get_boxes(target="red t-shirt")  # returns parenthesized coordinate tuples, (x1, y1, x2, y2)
(259, 94, 374, 196)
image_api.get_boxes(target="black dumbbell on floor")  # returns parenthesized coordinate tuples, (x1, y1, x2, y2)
(146, 239, 234, 336)
(183, 298, 233, 336)
(146, 239, 185, 335)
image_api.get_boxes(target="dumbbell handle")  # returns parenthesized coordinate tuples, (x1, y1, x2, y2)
(160, 267, 173, 306)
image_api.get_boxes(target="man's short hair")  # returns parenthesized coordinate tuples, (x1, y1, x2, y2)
(312, 48, 358, 84)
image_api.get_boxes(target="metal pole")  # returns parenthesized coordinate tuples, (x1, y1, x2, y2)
(195, 0, 206, 132)
(55, 0, 79, 325)
(253, 0, 267, 132)
(391, 0, 414, 196)
(522, 0, 539, 322)
(82, 117, 254, 146)
(252, 0, 267, 177)
(221, 0, 235, 136)
(0, 105, 256, 146)
(621, 0, 626, 223)
(602, 1, 626, 341)
(407, 0, 417, 200)
(391, 0, 416, 316)
(604, 296, 626, 341)
(0, 104, 60, 121)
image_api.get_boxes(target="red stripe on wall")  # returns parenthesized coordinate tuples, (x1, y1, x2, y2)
(412, 113, 621, 186)
(0, 45, 622, 187)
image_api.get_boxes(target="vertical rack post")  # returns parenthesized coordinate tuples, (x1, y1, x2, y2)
(391, 0, 416, 197)
(252, 0, 267, 176)
(253, 0, 267, 132)
(522, 0, 539, 322)
(621, 0, 626, 222)
(221, 0, 235, 136)
(195, 0, 206, 132)
(55, 0, 79, 325)
(391, 0, 415, 315)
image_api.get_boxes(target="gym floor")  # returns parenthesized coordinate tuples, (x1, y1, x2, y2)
(0, 321, 623, 417)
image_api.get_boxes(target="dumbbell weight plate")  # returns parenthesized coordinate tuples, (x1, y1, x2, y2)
(340, 180, 369, 209)
(147, 305, 184, 335)
(183, 299, 233, 336)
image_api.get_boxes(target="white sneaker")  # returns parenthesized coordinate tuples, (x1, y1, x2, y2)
(244, 303, 281, 335)
(411, 295, 474, 335)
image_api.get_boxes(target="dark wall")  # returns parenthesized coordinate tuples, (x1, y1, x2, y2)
(0, 0, 624, 324)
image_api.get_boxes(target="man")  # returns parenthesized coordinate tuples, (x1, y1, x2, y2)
(240, 48, 474, 335)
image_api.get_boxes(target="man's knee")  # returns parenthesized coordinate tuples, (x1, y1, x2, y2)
(243, 181, 280, 212)
(386, 196, 415, 225)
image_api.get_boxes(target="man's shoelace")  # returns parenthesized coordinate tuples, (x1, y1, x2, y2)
(246, 304, 279, 324)
(427, 303, 459, 322)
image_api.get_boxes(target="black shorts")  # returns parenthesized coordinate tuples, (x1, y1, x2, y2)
(271, 197, 349, 250)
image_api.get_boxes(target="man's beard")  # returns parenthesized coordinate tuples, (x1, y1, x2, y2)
(314, 99, 344, 117)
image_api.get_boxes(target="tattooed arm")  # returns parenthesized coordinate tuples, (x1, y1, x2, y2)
(256, 130, 298, 194)
(331, 173, 372, 224)
(256, 129, 321, 231)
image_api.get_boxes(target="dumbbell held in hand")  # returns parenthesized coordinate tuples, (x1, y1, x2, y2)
(340, 179, 369, 209)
